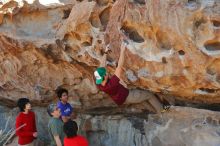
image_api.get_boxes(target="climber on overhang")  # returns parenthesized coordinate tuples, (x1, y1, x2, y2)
(94, 40, 128, 106)
(93, 36, 164, 113)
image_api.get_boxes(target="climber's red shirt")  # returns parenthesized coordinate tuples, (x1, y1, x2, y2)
(97, 75, 129, 105)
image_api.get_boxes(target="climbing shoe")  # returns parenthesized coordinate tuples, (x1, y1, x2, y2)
(161, 105, 171, 113)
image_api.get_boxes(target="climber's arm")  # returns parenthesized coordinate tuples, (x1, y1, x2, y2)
(100, 53, 107, 67)
(115, 42, 126, 79)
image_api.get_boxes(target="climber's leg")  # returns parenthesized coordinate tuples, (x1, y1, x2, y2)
(125, 89, 153, 104)
(147, 96, 163, 113)
(125, 89, 163, 113)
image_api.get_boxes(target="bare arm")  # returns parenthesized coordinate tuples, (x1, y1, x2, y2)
(100, 44, 112, 67)
(100, 53, 107, 67)
(54, 135, 62, 146)
(101, 75, 108, 86)
(114, 42, 126, 79)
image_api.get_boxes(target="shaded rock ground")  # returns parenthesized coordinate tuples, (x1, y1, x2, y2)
(1, 106, 220, 146)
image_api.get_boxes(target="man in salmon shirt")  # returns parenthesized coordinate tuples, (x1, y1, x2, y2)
(15, 98, 37, 146)
(94, 40, 163, 113)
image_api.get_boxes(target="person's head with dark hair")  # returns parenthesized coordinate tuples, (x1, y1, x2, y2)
(47, 104, 61, 118)
(17, 98, 31, 112)
(63, 120, 78, 138)
(56, 88, 69, 103)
